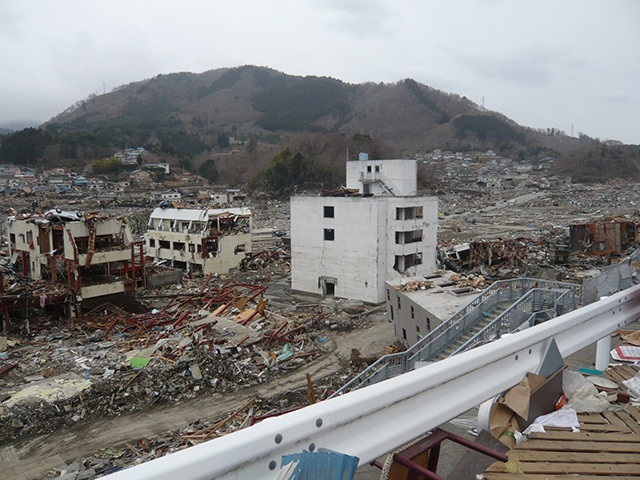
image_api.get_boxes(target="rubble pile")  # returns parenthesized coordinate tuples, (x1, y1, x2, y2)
(1, 278, 373, 443)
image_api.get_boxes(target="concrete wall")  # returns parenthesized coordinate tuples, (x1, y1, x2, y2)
(291, 196, 383, 303)
(346, 159, 417, 197)
(385, 284, 442, 346)
(291, 195, 438, 304)
(146, 230, 251, 274)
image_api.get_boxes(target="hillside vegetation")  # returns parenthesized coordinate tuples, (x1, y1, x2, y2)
(0, 65, 633, 185)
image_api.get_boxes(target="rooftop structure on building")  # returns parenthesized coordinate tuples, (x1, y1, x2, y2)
(145, 207, 252, 275)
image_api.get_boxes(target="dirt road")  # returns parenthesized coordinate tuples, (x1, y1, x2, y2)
(0, 319, 394, 480)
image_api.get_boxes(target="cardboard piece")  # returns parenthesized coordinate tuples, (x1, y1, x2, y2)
(500, 376, 530, 419)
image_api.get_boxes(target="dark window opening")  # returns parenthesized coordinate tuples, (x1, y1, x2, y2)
(427, 318, 431, 331)
(411, 306, 414, 319)
(174, 242, 185, 251)
(204, 238, 219, 257)
(188, 243, 195, 252)
(402, 328, 407, 340)
(324, 206, 334, 218)
(149, 238, 156, 247)
(159, 240, 171, 249)
(375, 165, 380, 172)
(234, 244, 246, 254)
(387, 289, 390, 301)
(367, 166, 372, 172)
(325, 281, 335, 295)
(9, 233, 16, 245)
(416, 324, 420, 332)
(324, 228, 335, 241)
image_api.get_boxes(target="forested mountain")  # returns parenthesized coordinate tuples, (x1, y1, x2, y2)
(1, 65, 636, 183)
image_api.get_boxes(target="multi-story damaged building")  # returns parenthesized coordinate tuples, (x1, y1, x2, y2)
(291, 155, 438, 303)
(145, 207, 252, 275)
(6, 210, 144, 310)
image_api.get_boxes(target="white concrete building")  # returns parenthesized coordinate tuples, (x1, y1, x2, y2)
(145, 207, 252, 275)
(291, 158, 437, 304)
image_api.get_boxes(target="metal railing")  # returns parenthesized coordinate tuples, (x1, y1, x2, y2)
(453, 288, 571, 355)
(330, 278, 582, 397)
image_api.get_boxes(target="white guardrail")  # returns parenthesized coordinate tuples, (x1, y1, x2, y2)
(103, 284, 640, 480)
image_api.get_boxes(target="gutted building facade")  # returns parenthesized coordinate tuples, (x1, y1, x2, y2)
(291, 158, 438, 304)
(145, 207, 252, 274)
(6, 210, 144, 307)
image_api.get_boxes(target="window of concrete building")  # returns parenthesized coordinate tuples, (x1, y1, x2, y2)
(397, 297, 401, 310)
(367, 166, 372, 172)
(402, 328, 407, 340)
(324, 228, 335, 241)
(159, 240, 170, 249)
(390, 306, 394, 320)
(235, 244, 246, 254)
(324, 206, 334, 218)
(416, 324, 420, 333)
(375, 165, 380, 172)
(9, 233, 15, 245)
(26, 231, 33, 245)
(411, 306, 414, 319)
(174, 241, 185, 251)
(149, 238, 156, 247)
(427, 318, 431, 331)
(188, 244, 195, 253)
(387, 289, 390, 301)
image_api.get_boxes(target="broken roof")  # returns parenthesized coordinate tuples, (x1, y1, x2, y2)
(149, 207, 252, 222)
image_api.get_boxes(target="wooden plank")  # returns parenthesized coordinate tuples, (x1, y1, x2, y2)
(575, 423, 629, 432)
(603, 411, 631, 431)
(577, 413, 607, 424)
(517, 440, 640, 452)
(528, 431, 640, 442)
(487, 462, 640, 475)
(625, 404, 640, 424)
(485, 474, 640, 480)
(608, 368, 629, 384)
(620, 365, 638, 379)
(514, 450, 640, 463)
(618, 411, 640, 435)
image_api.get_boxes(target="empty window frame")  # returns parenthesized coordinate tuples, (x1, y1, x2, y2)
(324, 206, 334, 218)
(149, 238, 156, 247)
(159, 240, 171, 249)
(396, 206, 425, 220)
(324, 228, 335, 241)
(411, 306, 415, 319)
(375, 165, 380, 172)
(173, 241, 185, 251)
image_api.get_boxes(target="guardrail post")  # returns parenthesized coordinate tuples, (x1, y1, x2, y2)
(595, 334, 612, 371)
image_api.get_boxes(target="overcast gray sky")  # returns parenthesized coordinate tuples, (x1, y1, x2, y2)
(1, 0, 638, 144)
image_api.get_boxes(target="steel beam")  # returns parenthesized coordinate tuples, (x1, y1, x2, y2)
(103, 284, 640, 480)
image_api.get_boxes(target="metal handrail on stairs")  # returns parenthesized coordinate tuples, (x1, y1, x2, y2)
(330, 278, 582, 398)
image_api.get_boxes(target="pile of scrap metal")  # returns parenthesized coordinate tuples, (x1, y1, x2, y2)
(440, 238, 553, 276)
(238, 249, 289, 271)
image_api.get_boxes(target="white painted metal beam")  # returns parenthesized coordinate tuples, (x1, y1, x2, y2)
(103, 284, 640, 480)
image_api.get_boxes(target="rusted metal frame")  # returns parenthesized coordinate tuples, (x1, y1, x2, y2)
(66, 230, 81, 292)
(199, 273, 213, 295)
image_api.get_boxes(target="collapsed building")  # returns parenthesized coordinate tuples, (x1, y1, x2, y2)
(570, 219, 639, 256)
(291, 155, 438, 303)
(145, 207, 253, 275)
(5, 209, 144, 315)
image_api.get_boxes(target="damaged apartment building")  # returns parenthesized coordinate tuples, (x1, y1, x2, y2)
(6, 209, 144, 313)
(291, 154, 438, 304)
(145, 207, 252, 275)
